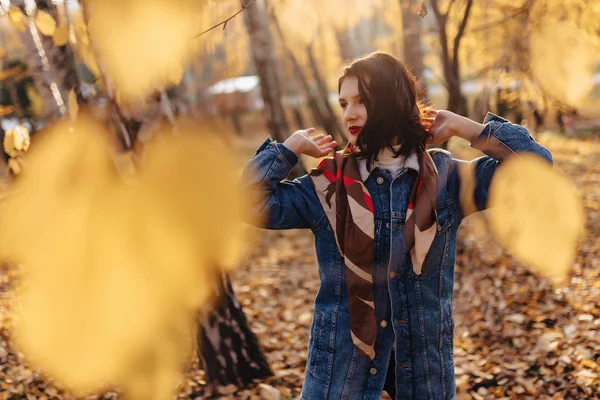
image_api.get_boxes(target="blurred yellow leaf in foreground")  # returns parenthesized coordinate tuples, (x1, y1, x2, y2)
(530, 23, 598, 108)
(0, 116, 250, 400)
(278, 0, 319, 45)
(488, 154, 585, 284)
(85, 0, 202, 100)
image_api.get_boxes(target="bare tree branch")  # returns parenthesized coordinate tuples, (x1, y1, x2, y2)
(430, 0, 450, 68)
(430, 0, 444, 20)
(431, 5, 452, 94)
(194, 0, 257, 38)
(470, 62, 506, 78)
(467, 8, 526, 33)
(467, 0, 535, 34)
(452, 0, 473, 70)
(445, 0, 458, 17)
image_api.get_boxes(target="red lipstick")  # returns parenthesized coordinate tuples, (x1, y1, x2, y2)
(349, 126, 362, 135)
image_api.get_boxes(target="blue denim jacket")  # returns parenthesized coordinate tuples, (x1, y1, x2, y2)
(241, 113, 552, 400)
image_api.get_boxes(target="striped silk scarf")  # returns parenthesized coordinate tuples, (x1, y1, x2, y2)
(308, 148, 439, 360)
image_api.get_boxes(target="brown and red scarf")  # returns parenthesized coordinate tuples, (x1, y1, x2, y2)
(308, 147, 439, 359)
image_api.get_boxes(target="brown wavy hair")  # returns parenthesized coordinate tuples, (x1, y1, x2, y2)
(338, 52, 430, 168)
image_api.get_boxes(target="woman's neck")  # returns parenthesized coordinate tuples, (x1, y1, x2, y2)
(372, 145, 403, 176)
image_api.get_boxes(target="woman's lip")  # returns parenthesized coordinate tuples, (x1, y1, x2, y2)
(349, 127, 362, 135)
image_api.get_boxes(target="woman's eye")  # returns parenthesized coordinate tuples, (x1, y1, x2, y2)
(340, 103, 347, 109)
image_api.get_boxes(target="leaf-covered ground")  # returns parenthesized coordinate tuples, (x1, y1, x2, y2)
(0, 133, 598, 399)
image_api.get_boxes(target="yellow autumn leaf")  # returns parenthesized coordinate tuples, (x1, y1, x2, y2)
(79, 44, 100, 77)
(278, 0, 319, 45)
(3, 126, 30, 158)
(7, 158, 22, 175)
(34, 10, 57, 36)
(68, 89, 78, 119)
(581, 359, 600, 371)
(488, 154, 585, 284)
(84, 0, 201, 99)
(26, 85, 45, 118)
(8, 6, 26, 32)
(53, 24, 69, 46)
(1, 115, 251, 400)
(530, 23, 598, 108)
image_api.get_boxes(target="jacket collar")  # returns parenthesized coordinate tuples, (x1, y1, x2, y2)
(356, 151, 420, 182)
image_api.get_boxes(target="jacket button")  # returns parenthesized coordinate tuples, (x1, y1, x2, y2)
(389, 272, 397, 278)
(376, 177, 384, 184)
(380, 320, 388, 328)
(369, 367, 377, 375)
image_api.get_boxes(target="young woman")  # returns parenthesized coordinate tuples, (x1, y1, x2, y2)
(241, 52, 552, 399)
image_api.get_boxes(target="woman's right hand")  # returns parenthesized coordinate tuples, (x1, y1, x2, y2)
(283, 128, 337, 158)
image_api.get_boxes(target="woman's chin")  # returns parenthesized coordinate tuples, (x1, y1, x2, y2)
(344, 134, 358, 145)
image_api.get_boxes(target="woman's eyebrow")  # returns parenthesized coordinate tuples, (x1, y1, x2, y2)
(339, 94, 360, 101)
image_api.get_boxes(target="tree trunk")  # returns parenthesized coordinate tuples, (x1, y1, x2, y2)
(197, 272, 273, 386)
(242, 0, 305, 176)
(291, 107, 305, 130)
(400, 0, 429, 100)
(430, 0, 474, 147)
(306, 43, 346, 147)
(269, 12, 344, 149)
(334, 27, 354, 62)
(230, 112, 243, 135)
(284, 51, 329, 138)
(430, 0, 473, 118)
(369, 6, 382, 52)
(445, 67, 462, 114)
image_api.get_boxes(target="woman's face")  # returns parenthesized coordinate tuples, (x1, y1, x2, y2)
(339, 75, 367, 145)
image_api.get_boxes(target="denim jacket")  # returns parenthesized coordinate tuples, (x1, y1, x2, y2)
(241, 113, 552, 400)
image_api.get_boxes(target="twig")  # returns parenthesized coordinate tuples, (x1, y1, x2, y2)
(194, 0, 257, 38)
(452, 0, 474, 67)
(467, 8, 526, 33)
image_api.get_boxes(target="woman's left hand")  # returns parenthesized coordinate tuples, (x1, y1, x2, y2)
(423, 109, 457, 145)
(424, 109, 484, 145)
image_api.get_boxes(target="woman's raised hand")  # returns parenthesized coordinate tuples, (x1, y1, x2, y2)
(423, 109, 457, 145)
(425, 109, 484, 145)
(283, 128, 337, 158)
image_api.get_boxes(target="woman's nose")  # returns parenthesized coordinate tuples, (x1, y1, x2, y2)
(344, 106, 357, 121)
